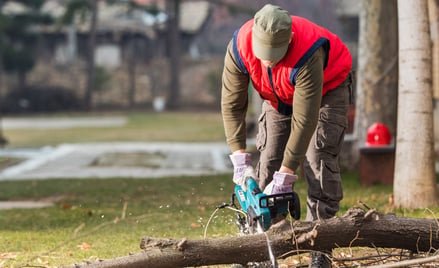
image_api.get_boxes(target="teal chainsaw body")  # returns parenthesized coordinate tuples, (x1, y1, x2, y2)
(233, 177, 301, 232)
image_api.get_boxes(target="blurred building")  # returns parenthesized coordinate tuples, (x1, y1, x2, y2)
(0, 0, 360, 112)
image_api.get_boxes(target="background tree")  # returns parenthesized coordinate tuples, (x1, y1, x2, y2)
(62, 0, 98, 110)
(429, 0, 439, 143)
(394, 0, 438, 208)
(84, 0, 98, 110)
(165, 0, 181, 110)
(0, 0, 53, 92)
(430, 0, 439, 100)
(352, 0, 398, 166)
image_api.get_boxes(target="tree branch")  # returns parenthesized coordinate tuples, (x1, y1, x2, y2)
(67, 207, 439, 268)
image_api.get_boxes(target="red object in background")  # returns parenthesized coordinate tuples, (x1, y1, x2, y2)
(366, 123, 391, 146)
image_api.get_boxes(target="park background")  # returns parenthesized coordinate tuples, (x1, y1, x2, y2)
(1, 0, 439, 267)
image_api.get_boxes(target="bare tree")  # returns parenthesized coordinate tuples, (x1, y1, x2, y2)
(429, 0, 439, 143)
(165, 0, 181, 110)
(127, 36, 140, 108)
(352, 0, 398, 164)
(84, 0, 98, 110)
(430, 0, 439, 99)
(394, 0, 438, 208)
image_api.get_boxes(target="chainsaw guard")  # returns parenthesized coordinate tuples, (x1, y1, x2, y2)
(259, 191, 301, 221)
(288, 191, 301, 220)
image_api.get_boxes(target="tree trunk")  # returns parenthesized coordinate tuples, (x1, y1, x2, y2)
(127, 37, 138, 108)
(166, 0, 180, 110)
(352, 0, 398, 165)
(395, 0, 438, 208)
(430, 0, 439, 99)
(429, 0, 439, 144)
(17, 71, 27, 92)
(67, 208, 439, 268)
(84, 0, 98, 110)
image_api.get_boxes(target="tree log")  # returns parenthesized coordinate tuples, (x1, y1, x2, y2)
(67, 208, 439, 268)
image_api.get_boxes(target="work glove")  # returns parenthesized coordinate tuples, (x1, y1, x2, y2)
(229, 153, 257, 191)
(263, 171, 298, 195)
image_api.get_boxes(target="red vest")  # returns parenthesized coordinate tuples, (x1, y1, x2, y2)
(232, 16, 352, 115)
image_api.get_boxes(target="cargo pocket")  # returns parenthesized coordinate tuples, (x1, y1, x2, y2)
(256, 111, 267, 152)
(315, 109, 347, 156)
(320, 159, 343, 202)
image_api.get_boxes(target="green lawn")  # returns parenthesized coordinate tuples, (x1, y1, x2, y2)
(3, 111, 225, 148)
(0, 175, 237, 267)
(0, 172, 437, 267)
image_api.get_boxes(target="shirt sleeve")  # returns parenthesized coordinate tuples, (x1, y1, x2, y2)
(282, 46, 325, 171)
(221, 40, 250, 152)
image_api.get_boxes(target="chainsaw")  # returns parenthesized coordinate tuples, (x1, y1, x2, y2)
(220, 176, 301, 234)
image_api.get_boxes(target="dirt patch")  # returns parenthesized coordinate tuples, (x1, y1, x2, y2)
(0, 157, 24, 171)
(90, 151, 166, 168)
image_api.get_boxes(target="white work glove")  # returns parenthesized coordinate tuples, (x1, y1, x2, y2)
(263, 171, 298, 195)
(229, 153, 257, 191)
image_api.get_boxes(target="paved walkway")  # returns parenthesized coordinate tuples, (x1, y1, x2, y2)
(0, 142, 232, 181)
(2, 116, 127, 129)
(0, 116, 234, 181)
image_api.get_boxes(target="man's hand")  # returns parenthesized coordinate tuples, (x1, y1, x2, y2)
(263, 170, 298, 195)
(278, 165, 295, 175)
(229, 153, 256, 191)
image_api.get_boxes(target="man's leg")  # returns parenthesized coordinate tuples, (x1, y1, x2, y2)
(304, 77, 350, 221)
(256, 101, 291, 190)
(304, 76, 351, 268)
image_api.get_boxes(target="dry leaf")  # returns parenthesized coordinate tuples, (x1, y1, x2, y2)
(190, 223, 201, 228)
(77, 242, 92, 250)
(61, 203, 72, 210)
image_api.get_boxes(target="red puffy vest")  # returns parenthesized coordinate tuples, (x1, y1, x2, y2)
(232, 16, 352, 115)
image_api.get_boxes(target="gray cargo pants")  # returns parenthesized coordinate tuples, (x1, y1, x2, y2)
(255, 74, 352, 221)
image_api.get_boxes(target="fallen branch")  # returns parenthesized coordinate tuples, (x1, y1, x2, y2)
(366, 254, 439, 268)
(66, 207, 439, 268)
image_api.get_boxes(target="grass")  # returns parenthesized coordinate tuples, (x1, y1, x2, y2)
(1, 173, 438, 267)
(0, 175, 237, 267)
(3, 111, 225, 148)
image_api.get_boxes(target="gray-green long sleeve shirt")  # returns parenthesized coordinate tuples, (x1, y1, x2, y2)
(221, 41, 325, 172)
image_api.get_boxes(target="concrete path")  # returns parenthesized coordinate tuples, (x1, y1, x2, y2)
(0, 116, 234, 181)
(2, 116, 127, 129)
(0, 142, 232, 181)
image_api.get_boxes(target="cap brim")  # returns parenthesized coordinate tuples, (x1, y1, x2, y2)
(252, 34, 289, 62)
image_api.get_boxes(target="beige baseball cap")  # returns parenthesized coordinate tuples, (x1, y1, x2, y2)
(252, 4, 292, 61)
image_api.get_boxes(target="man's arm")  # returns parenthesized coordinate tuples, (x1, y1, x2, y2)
(221, 40, 250, 153)
(281, 46, 325, 173)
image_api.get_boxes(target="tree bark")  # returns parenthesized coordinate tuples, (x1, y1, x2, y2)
(352, 0, 398, 166)
(429, 0, 439, 99)
(67, 208, 439, 268)
(429, 0, 439, 146)
(394, 0, 438, 208)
